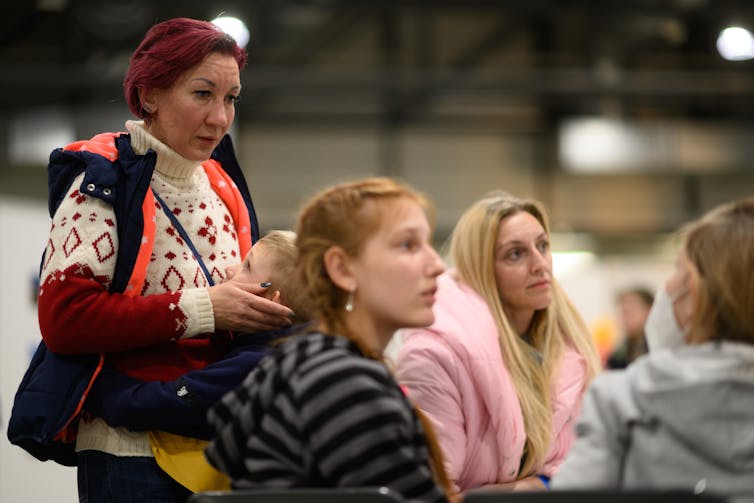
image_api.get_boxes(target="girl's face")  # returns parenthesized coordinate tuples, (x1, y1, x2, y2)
(493, 210, 552, 334)
(665, 250, 697, 333)
(348, 199, 445, 345)
(142, 52, 241, 161)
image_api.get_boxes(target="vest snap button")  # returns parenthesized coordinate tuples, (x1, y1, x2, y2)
(86, 183, 95, 192)
(103, 188, 112, 196)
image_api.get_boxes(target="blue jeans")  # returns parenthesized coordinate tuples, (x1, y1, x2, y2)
(77, 451, 191, 503)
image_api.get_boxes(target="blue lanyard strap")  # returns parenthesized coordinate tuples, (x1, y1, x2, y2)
(151, 189, 215, 287)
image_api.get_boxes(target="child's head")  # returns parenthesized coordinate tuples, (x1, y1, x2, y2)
(225, 230, 312, 322)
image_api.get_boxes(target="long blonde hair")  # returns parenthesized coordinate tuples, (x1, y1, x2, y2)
(294, 177, 453, 495)
(448, 190, 601, 477)
(682, 198, 754, 345)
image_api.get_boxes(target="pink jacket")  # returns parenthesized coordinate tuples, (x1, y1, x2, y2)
(395, 271, 588, 492)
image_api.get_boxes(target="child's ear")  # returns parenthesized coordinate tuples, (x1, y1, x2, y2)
(322, 245, 356, 293)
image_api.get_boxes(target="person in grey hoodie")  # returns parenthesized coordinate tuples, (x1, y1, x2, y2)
(552, 197, 754, 503)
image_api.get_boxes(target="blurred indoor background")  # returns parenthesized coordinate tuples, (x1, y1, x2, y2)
(1, 1, 753, 500)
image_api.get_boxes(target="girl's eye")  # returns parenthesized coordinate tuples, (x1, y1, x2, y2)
(400, 240, 418, 251)
(537, 240, 549, 253)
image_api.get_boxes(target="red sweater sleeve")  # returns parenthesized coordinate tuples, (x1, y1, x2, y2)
(37, 178, 197, 355)
(38, 267, 185, 354)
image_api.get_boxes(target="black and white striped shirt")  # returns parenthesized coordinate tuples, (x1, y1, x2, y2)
(206, 331, 447, 503)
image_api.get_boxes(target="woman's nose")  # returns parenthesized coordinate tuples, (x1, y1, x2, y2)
(208, 101, 232, 129)
(531, 249, 549, 273)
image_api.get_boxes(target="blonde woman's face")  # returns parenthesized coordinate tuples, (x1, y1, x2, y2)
(348, 199, 445, 339)
(493, 211, 552, 333)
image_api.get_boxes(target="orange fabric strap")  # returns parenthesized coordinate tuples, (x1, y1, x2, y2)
(63, 132, 123, 160)
(125, 190, 156, 297)
(201, 158, 253, 256)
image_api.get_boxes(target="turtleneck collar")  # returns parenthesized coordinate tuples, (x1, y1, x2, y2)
(126, 120, 202, 183)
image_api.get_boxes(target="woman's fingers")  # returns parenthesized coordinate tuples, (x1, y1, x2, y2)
(209, 281, 295, 333)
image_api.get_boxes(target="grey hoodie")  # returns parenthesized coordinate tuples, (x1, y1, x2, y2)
(552, 341, 754, 502)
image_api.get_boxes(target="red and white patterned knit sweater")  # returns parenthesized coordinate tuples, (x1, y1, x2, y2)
(38, 121, 246, 456)
(38, 120, 243, 382)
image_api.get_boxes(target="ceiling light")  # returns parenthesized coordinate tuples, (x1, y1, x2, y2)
(716, 26, 754, 61)
(212, 16, 250, 49)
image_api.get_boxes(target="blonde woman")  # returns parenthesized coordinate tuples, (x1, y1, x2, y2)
(553, 198, 754, 501)
(206, 178, 454, 502)
(395, 190, 601, 493)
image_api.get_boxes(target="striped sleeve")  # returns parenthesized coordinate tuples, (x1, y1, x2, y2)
(205, 333, 447, 503)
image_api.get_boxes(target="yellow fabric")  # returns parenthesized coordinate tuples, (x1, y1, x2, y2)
(149, 431, 230, 493)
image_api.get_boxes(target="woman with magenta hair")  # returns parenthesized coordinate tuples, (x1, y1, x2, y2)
(22, 17, 292, 502)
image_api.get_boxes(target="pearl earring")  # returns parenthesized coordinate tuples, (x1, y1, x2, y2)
(345, 290, 354, 312)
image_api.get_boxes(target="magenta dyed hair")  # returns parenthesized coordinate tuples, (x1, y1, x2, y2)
(123, 17, 248, 118)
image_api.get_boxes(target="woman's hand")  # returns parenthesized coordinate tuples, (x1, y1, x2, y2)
(209, 280, 294, 333)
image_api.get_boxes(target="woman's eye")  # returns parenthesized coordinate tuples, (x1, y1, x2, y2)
(228, 94, 241, 104)
(507, 249, 522, 260)
(537, 240, 549, 253)
(194, 90, 212, 99)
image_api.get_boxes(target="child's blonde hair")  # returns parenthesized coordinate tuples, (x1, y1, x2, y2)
(258, 230, 313, 322)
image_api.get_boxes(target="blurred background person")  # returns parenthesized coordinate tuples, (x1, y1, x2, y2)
(605, 286, 653, 369)
(395, 190, 601, 494)
(552, 197, 754, 502)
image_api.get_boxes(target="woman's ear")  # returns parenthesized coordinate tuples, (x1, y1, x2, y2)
(138, 87, 158, 115)
(323, 246, 356, 293)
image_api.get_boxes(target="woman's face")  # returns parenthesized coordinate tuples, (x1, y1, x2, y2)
(142, 52, 241, 161)
(619, 292, 652, 338)
(493, 210, 552, 333)
(348, 199, 445, 342)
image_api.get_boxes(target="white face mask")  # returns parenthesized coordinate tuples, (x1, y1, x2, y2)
(644, 287, 688, 352)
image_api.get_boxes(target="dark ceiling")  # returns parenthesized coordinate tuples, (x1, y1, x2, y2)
(4, 0, 754, 130)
